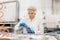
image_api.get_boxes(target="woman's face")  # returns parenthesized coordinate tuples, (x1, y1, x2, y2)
(28, 9, 36, 19)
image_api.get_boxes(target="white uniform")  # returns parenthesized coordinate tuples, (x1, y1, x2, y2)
(15, 16, 44, 34)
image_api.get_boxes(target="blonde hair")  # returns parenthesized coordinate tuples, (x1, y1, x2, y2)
(28, 6, 36, 11)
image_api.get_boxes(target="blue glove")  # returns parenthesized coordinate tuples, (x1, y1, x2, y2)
(19, 23, 27, 28)
(19, 22, 35, 34)
(27, 27, 35, 34)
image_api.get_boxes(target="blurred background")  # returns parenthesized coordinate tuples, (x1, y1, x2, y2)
(0, 0, 60, 34)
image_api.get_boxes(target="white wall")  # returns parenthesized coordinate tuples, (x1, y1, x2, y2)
(43, 0, 60, 28)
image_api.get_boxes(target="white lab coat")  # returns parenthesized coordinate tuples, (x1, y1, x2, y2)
(15, 15, 44, 34)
